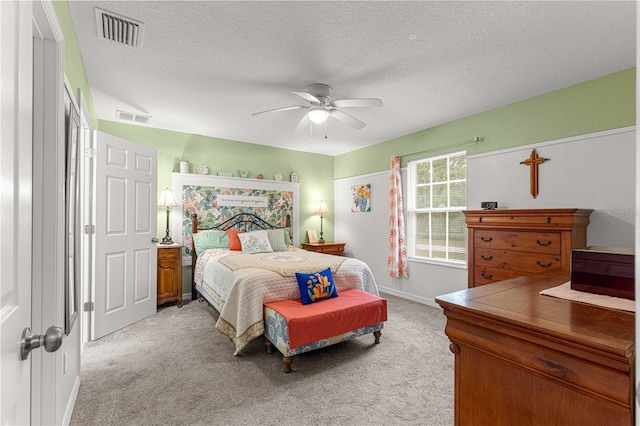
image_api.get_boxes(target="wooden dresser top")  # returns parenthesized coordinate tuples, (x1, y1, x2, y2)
(436, 271, 634, 359)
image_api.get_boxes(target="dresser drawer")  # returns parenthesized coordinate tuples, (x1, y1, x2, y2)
(316, 245, 343, 255)
(469, 213, 579, 227)
(474, 267, 524, 285)
(475, 249, 561, 273)
(474, 230, 561, 255)
(301, 242, 346, 256)
(158, 247, 178, 259)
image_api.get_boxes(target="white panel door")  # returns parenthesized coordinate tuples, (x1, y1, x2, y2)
(93, 131, 157, 339)
(1, 1, 33, 424)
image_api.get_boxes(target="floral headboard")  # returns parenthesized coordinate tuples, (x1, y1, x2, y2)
(171, 173, 300, 265)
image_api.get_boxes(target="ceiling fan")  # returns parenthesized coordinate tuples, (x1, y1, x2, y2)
(252, 83, 383, 131)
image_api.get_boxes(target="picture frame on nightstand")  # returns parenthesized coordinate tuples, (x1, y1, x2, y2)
(307, 229, 318, 243)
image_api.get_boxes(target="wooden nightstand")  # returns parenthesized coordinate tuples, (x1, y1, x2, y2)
(301, 242, 346, 256)
(157, 244, 183, 307)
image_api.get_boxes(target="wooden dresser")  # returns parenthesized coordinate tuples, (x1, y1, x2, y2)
(157, 244, 182, 307)
(463, 208, 592, 288)
(436, 272, 635, 426)
(301, 242, 346, 256)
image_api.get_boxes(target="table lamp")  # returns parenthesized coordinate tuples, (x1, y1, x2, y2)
(158, 188, 179, 244)
(314, 201, 330, 243)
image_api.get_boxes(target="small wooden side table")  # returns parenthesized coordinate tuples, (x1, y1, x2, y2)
(301, 242, 346, 256)
(157, 243, 183, 307)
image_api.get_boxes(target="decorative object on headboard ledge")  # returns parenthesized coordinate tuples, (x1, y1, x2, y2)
(217, 172, 233, 177)
(290, 172, 298, 183)
(257, 173, 264, 179)
(180, 160, 189, 173)
(274, 172, 283, 181)
(238, 170, 249, 178)
(197, 165, 209, 175)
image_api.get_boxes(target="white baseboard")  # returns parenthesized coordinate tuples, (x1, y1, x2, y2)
(62, 375, 80, 425)
(377, 286, 442, 309)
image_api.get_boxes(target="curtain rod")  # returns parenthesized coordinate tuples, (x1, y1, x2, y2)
(402, 136, 483, 158)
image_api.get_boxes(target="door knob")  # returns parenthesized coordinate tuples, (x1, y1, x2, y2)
(20, 326, 63, 360)
(151, 237, 159, 243)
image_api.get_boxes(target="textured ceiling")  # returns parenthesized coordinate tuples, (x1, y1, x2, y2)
(67, 1, 636, 156)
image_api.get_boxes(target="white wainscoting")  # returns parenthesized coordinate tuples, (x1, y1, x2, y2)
(335, 126, 636, 306)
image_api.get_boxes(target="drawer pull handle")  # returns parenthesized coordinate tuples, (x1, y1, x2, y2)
(536, 240, 552, 247)
(480, 271, 493, 279)
(480, 237, 493, 243)
(536, 261, 552, 268)
(480, 255, 493, 261)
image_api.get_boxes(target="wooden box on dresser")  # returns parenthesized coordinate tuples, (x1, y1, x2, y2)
(157, 243, 182, 307)
(463, 208, 593, 288)
(436, 272, 634, 426)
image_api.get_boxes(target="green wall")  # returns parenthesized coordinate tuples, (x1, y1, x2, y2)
(334, 68, 635, 178)
(52, 0, 98, 128)
(98, 120, 335, 242)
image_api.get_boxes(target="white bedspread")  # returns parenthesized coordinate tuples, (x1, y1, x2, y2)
(194, 247, 380, 353)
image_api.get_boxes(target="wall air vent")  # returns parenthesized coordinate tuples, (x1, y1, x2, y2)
(95, 7, 144, 48)
(116, 110, 151, 125)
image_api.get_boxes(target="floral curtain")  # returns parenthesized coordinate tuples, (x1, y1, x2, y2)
(388, 156, 408, 278)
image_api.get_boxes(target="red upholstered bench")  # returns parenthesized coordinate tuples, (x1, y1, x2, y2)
(264, 289, 387, 372)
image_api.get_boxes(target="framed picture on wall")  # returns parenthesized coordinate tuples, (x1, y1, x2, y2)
(351, 184, 371, 212)
(307, 229, 319, 243)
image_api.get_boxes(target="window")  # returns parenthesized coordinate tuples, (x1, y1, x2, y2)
(407, 151, 466, 264)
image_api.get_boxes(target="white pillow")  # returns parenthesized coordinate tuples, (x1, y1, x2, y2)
(238, 230, 273, 254)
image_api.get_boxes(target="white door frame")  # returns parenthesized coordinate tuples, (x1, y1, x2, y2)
(32, 1, 78, 424)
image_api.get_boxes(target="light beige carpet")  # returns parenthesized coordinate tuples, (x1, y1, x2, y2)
(70, 293, 454, 426)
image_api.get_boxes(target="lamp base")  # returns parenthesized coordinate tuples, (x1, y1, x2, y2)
(161, 208, 173, 244)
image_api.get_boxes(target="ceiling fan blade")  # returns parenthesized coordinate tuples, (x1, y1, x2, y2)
(329, 109, 366, 130)
(252, 105, 304, 116)
(294, 113, 310, 133)
(292, 90, 321, 104)
(332, 98, 383, 108)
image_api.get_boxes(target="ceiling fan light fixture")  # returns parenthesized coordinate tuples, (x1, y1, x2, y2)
(308, 109, 329, 124)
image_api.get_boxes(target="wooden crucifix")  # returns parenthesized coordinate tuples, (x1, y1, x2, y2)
(520, 148, 549, 199)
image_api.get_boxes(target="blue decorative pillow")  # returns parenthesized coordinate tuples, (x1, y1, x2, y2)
(295, 268, 338, 305)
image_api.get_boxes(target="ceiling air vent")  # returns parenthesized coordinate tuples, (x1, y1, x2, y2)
(95, 7, 144, 48)
(116, 110, 151, 125)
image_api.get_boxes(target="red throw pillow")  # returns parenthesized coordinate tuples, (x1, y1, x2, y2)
(227, 229, 244, 251)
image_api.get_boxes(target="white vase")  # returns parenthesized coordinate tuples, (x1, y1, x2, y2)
(180, 161, 189, 173)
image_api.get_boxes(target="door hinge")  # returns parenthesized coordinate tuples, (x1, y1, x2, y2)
(85, 147, 96, 158)
(84, 224, 95, 234)
(84, 301, 94, 312)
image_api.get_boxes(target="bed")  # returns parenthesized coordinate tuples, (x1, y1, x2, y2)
(190, 212, 382, 354)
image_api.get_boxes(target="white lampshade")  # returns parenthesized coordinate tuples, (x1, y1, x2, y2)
(314, 201, 330, 216)
(158, 188, 179, 207)
(308, 109, 329, 124)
